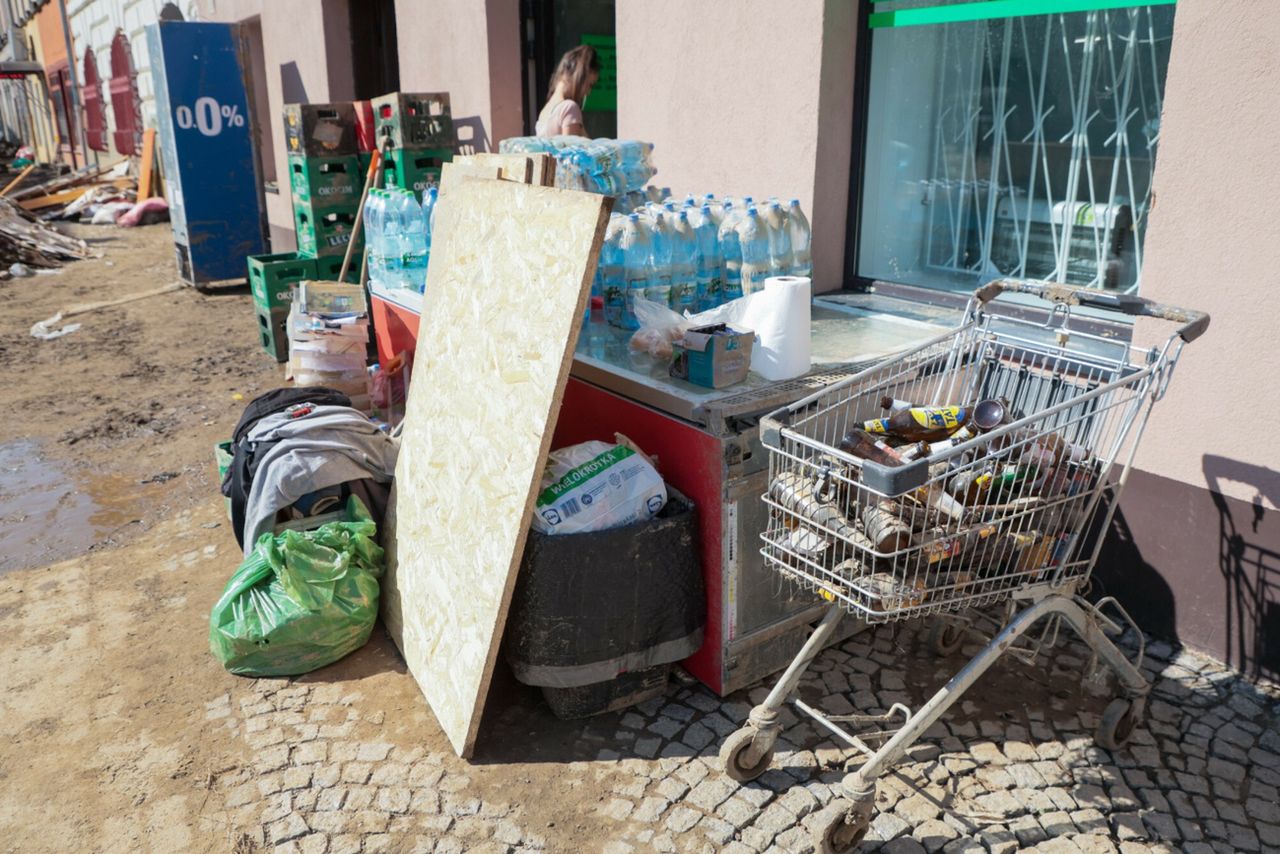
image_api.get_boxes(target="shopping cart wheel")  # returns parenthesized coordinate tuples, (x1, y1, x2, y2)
(928, 620, 966, 657)
(1096, 696, 1143, 751)
(813, 801, 870, 854)
(720, 727, 775, 782)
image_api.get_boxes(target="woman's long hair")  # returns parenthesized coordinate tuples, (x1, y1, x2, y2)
(547, 45, 600, 106)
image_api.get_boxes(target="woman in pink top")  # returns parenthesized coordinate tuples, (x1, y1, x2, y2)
(535, 45, 600, 137)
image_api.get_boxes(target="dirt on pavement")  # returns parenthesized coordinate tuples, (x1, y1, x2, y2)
(0, 224, 618, 853)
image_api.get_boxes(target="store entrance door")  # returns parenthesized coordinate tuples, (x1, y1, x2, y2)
(521, 0, 616, 138)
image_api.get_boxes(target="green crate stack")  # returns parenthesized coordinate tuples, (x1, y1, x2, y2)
(384, 148, 452, 201)
(313, 254, 361, 283)
(288, 154, 361, 211)
(247, 251, 316, 311)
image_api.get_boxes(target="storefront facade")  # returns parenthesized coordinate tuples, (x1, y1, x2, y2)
(196, 0, 1276, 678)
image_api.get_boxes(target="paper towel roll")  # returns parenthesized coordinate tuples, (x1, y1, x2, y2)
(741, 276, 811, 381)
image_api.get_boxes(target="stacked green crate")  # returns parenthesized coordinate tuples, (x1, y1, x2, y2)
(283, 103, 364, 261)
(370, 92, 455, 202)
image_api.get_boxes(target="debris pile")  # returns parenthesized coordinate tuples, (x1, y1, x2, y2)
(0, 196, 92, 268)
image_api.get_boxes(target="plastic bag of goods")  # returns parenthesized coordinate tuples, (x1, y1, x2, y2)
(532, 434, 667, 535)
(209, 496, 385, 677)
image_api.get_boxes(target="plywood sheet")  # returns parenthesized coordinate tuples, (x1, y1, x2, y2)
(437, 161, 502, 197)
(382, 179, 609, 758)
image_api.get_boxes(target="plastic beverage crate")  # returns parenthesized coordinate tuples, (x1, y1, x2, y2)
(370, 91, 454, 150)
(288, 154, 361, 210)
(294, 207, 362, 258)
(384, 148, 451, 201)
(255, 302, 289, 362)
(283, 102, 357, 157)
(247, 252, 316, 310)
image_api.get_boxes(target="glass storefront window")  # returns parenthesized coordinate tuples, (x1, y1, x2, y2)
(857, 2, 1176, 296)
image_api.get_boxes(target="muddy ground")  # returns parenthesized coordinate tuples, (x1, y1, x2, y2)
(0, 225, 619, 852)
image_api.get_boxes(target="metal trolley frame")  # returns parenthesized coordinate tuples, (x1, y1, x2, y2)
(718, 280, 1208, 852)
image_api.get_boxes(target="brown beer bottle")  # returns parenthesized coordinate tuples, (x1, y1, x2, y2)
(864, 398, 1008, 443)
(837, 428, 907, 467)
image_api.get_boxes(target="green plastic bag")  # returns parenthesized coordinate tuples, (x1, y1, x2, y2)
(209, 496, 386, 677)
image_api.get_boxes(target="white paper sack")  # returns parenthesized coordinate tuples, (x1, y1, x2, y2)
(532, 436, 667, 535)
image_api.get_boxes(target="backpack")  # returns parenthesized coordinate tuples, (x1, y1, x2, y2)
(221, 387, 352, 548)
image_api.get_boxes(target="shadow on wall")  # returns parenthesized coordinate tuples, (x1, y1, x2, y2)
(453, 116, 489, 155)
(1091, 488, 1177, 641)
(281, 61, 308, 105)
(1203, 454, 1280, 682)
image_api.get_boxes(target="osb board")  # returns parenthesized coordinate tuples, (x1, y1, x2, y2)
(382, 179, 610, 758)
(437, 161, 502, 197)
(456, 153, 534, 184)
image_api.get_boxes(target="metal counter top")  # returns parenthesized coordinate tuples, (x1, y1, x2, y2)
(569, 297, 953, 433)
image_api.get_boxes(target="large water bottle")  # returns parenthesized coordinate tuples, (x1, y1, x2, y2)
(363, 189, 387, 286)
(617, 212, 652, 330)
(422, 184, 442, 280)
(788, 198, 812, 277)
(718, 204, 745, 301)
(379, 190, 406, 288)
(647, 212, 674, 307)
(693, 204, 723, 311)
(669, 210, 699, 315)
(764, 200, 794, 275)
(737, 206, 772, 295)
(601, 215, 627, 327)
(396, 189, 429, 293)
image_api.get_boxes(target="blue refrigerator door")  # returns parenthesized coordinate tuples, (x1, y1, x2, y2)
(147, 20, 266, 283)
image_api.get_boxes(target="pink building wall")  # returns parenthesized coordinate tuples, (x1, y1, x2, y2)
(616, 0, 855, 293)
(394, 0, 523, 155)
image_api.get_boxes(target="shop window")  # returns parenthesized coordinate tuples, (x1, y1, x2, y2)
(854, 1, 1176, 296)
(109, 29, 142, 156)
(82, 48, 108, 151)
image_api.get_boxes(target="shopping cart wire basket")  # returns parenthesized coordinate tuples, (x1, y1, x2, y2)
(718, 279, 1208, 853)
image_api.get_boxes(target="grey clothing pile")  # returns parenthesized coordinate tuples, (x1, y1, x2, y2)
(241, 405, 399, 553)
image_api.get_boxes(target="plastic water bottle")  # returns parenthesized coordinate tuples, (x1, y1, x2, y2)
(737, 206, 771, 296)
(378, 190, 406, 288)
(422, 185, 442, 281)
(617, 212, 652, 330)
(669, 210, 699, 315)
(396, 189, 429, 293)
(718, 204, 745, 301)
(647, 212, 674, 307)
(363, 190, 386, 286)
(601, 215, 627, 327)
(788, 199, 812, 277)
(764, 200, 794, 275)
(693, 204, 723, 311)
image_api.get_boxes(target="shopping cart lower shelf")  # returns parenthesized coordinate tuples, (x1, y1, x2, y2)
(717, 279, 1208, 853)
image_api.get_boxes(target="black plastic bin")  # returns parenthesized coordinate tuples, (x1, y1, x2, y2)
(505, 489, 705, 719)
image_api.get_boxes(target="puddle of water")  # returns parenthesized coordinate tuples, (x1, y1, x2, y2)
(0, 440, 161, 575)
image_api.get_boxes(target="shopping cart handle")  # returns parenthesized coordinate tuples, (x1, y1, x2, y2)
(974, 278, 1210, 343)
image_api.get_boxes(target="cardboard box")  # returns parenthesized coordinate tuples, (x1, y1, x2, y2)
(670, 324, 755, 389)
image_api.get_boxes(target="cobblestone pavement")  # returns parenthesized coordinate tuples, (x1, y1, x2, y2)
(210, 616, 1280, 853)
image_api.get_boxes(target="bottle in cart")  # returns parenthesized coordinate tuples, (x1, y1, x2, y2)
(863, 399, 1006, 443)
(787, 199, 812, 277)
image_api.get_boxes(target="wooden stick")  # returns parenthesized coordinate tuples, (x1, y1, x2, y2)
(0, 164, 35, 197)
(338, 148, 380, 283)
(137, 129, 156, 200)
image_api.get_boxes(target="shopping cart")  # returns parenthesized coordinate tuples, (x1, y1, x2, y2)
(718, 279, 1208, 852)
